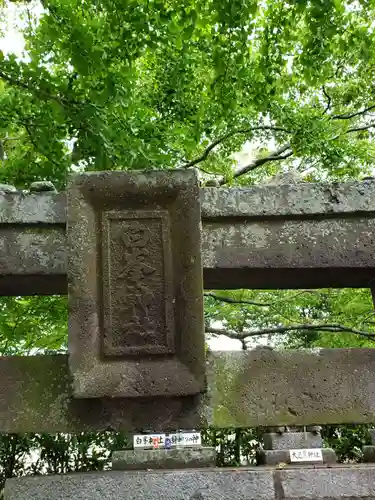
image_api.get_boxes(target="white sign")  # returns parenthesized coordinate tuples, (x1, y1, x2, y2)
(289, 448, 323, 462)
(133, 432, 201, 449)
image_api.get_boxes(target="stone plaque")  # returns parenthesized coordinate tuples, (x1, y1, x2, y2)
(101, 210, 174, 356)
(67, 169, 205, 398)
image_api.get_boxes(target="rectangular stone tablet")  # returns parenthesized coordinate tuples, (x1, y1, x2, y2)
(67, 169, 205, 398)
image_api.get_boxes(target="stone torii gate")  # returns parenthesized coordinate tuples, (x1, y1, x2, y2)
(3, 170, 375, 499)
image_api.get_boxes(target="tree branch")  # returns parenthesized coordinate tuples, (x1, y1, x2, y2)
(0, 69, 80, 107)
(183, 127, 292, 169)
(331, 122, 375, 141)
(185, 100, 375, 179)
(204, 292, 272, 308)
(322, 86, 332, 115)
(332, 104, 375, 120)
(23, 123, 61, 167)
(218, 143, 293, 185)
(344, 122, 375, 134)
(206, 323, 375, 341)
(186, 94, 375, 181)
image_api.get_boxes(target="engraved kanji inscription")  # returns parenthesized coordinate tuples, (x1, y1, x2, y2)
(102, 210, 175, 356)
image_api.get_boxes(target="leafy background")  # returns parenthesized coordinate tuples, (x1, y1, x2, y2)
(0, 0, 375, 495)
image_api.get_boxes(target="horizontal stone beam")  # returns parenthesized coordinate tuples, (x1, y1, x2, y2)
(2, 348, 375, 433)
(6, 465, 375, 500)
(1, 180, 375, 295)
(200, 180, 375, 218)
(2, 181, 375, 225)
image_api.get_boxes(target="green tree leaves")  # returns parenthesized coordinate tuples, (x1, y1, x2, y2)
(1, 0, 375, 184)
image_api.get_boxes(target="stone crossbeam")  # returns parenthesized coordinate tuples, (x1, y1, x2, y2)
(0, 180, 375, 295)
(2, 348, 375, 433)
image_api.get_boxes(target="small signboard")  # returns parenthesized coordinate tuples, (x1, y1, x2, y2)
(289, 448, 323, 462)
(133, 432, 201, 449)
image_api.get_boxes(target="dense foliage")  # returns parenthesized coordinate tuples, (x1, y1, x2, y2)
(1, 0, 375, 186)
(0, 0, 375, 495)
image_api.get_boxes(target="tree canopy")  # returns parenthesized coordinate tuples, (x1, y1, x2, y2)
(0, 0, 375, 494)
(1, 0, 375, 188)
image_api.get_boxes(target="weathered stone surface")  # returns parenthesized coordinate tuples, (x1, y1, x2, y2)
(3, 468, 271, 500)
(202, 217, 375, 289)
(2, 179, 373, 224)
(3, 348, 375, 433)
(0, 228, 66, 275)
(263, 432, 323, 450)
(67, 170, 205, 398)
(0, 183, 17, 193)
(200, 180, 375, 218)
(201, 180, 375, 289)
(29, 181, 57, 193)
(204, 217, 375, 268)
(0, 227, 66, 295)
(1, 181, 375, 294)
(100, 208, 175, 358)
(200, 180, 375, 289)
(363, 446, 375, 462)
(369, 428, 375, 443)
(364, 429, 375, 461)
(6, 466, 375, 500)
(256, 448, 336, 465)
(207, 349, 375, 428)
(280, 465, 375, 499)
(112, 448, 216, 470)
(0, 192, 66, 295)
(0, 192, 65, 224)
(0, 355, 206, 433)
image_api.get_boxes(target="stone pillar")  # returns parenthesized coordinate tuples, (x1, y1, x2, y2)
(363, 429, 375, 462)
(257, 426, 337, 465)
